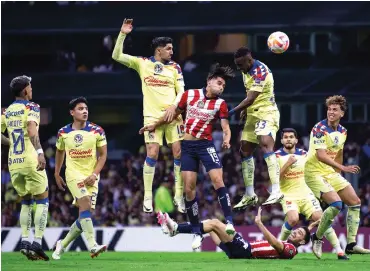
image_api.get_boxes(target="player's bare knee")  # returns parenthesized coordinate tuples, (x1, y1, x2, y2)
(78, 196, 91, 211)
(146, 144, 159, 160)
(171, 143, 181, 159)
(287, 216, 299, 227)
(310, 211, 322, 222)
(348, 196, 361, 206)
(210, 176, 224, 190)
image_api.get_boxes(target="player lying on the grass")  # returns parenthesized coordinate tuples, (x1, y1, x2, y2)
(52, 97, 108, 260)
(304, 95, 370, 258)
(140, 64, 235, 250)
(112, 18, 186, 213)
(158, 207, 317, 259)
(2, 75, 49, 261)
(276, 128, 348, 260)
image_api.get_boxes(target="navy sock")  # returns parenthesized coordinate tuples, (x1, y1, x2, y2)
(178, 222, 205, 234)
(185, 197, 201, 234)
(216, 187, 233, 224)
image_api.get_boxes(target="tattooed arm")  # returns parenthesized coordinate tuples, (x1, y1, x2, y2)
(27, 121, 46, 171)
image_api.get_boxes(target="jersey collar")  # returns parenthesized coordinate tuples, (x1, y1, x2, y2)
(69, 121, 91, 131)
(279, 147, 301, 155)
(12, 100, 29, 105)
(202, 87, 219, 100)
(149, 56, 170, 65)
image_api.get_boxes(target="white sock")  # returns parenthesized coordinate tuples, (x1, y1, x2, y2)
(271, 183, 280, 194)
(334, 244, 344, 254)
(21, 237, 29, 242)
(34, 238, 42, 245)
(246, 186, 254, 196)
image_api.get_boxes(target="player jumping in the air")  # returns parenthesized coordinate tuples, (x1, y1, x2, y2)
(112, 18, 186, 213)
(230, 47, 283, 209)
(140, 64, 235, 250)
(305, 95, 370, 258)
(158, 207, 317, 259)
(1, 76, 49, 261)
(52, 97, 108, 260)
(276, 128, 348, 260)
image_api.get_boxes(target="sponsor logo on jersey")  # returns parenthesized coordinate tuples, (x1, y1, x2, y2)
(187, 107, 213, 122)
(68, 149, 93, 158)
(144, 76, 169, 87)
(5, 110, 24, 118)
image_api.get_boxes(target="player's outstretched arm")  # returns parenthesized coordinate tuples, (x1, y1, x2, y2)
(1, 134, 10, 145)
(112, 18, 140, 70)
(316, 149, 360, 174)
(27, 121, 46, 171)
(229, 91, 260, 116)
(255, 207, 284, 253)
(220, 119, 231, 149)
(139, 108, 183, 134)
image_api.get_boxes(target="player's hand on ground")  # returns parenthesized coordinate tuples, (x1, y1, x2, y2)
(84, 175, 96, 186)
(222, 141, 231, 149)
(121, 18, 133, 34)
(36, 153, 46, 171)
(341, 165, 360, 174)
(55, 174, 66, 191)
(288, 155, 297, 165)
(254, 207, 262, 224)
(139, 124, 156, 134)
(164, 105, 177, 122)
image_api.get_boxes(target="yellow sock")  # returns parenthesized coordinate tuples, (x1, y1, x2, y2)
(242, 156, 255, 196)
(264, 152, 280, 193)
(34, 198, 49, 240)
(20, 200, 33, 240)
(143, 157, 156, 198)
(61, 220, 82, 248)
(317, 204, 341, 239)
(347, 205, 361, 244)
(79, 210, 96, 250)
(174, 159, 183, 199)
(279, 221, 292, 241)
(324, 227, 344, 254)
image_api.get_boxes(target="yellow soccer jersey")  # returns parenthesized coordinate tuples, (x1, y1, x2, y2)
(305, 119, 347, 175)
(1, 100, 41, 170)
(275, 148, 312, 200)
(112, 33, 185, 119)
(56, 121, 107, 181)
(242, 60, 278, 115)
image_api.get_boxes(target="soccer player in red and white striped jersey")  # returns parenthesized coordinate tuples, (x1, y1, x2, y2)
(158, 207, 317, 259)
(140, 64, 235, 250)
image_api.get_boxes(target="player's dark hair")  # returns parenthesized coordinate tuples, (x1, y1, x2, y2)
(281, 128, 298, 138)
(151, 37, 173, 50)
(302, 226, 310, 245)
(234, 46, 252, 59)
(69, 96, 88, 110)
(207, 63, 234, 81)
(326, 95, 347, 112)
(10, 75, 32, 97)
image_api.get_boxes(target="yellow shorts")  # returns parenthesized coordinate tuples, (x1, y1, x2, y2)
(305, 172, 350, 199)
(281, 193, 322, 219)
(10, 167, 48, 197)
(67, 177, 99, 210)
(241, 111, 280, 144)
(144, 116, 184, 146)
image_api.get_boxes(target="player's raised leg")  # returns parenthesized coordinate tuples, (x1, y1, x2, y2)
(143, 142, 160, 213)
(338, 185, 370, 254)
(234, 140, 258, 210)
(259, 134, 283, 205)
(170, 140, 185, 213)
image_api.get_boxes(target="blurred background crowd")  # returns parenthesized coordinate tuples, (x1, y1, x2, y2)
(1, 1, 370, 229)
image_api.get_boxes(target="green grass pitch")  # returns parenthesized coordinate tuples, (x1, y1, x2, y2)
(2, 252, 370, 271)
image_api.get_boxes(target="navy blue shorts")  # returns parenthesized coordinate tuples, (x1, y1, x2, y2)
(181, 140, 222, 173)
(219, 233, 252, 259)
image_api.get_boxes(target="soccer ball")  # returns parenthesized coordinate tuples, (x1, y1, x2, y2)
(267, 31, 290, 54)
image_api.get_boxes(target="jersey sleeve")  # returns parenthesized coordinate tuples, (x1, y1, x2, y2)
(246, 72, 268, 93)
(219, 101, 229, 119)
(311, 129, 328, 150)
(177, 91, 189, 111)
(26, 103, 41, 125)
(96, 126, 107, 148)
(56, 129, 65, 150)
(174, 63, 185, 91)
(1, 110, 6, 133)
(282, 243, 297, 259)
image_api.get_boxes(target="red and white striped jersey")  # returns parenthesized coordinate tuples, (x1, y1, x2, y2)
(177, 88, 228, 140)
(250, 240, 297, 259)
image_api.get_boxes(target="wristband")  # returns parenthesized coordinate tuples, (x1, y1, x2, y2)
(92, 173, 99, 179)
(36, 149, 44, 155)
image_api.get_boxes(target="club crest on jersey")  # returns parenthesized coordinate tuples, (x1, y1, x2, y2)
(315, 132, 323, 138)
(197, 100, 205, 109)
(74, 134, 83, 144)
(154, 64, 163, 74)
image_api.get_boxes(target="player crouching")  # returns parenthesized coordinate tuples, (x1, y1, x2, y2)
(158, 207, 316, 259)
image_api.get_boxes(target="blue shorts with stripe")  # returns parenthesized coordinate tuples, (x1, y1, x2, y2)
(181, 140, 222, 172)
